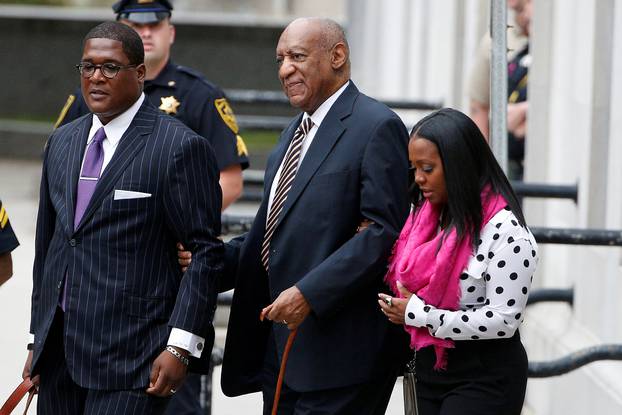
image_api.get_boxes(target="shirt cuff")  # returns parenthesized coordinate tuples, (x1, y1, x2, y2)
(168, 328, 206, 358)
(404, 294, 434, 328)
(29, 333, 35, 343)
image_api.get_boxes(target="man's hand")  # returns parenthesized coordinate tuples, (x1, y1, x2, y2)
(22, 350, 40, 391)
(260, 286, 311, 330)
(177, 243, 192, 273)
(146, 347, 188, 397)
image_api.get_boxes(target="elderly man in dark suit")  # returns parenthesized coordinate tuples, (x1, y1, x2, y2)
(22, 21, 223, 414)
(221, 17, 410, 414)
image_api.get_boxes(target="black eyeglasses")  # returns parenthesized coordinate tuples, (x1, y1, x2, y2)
(76, 62, 138, 79)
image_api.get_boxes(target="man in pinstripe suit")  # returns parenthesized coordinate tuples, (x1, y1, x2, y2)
(22, 22, 223, 414)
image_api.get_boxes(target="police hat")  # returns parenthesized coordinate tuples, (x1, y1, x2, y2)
(112, 0, 173, 24)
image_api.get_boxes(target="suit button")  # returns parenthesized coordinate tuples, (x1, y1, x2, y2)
(57, 280, 63, 290)
(69, 239, 76, 247)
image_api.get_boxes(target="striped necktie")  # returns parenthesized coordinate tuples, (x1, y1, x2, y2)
(261, 117, 314, 271)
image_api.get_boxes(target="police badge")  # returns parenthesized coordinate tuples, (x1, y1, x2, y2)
(159, 96, 180, 115)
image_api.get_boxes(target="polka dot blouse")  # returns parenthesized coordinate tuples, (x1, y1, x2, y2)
(404, 207, 538, 340)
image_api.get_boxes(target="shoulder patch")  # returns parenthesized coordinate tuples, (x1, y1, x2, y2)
(215, 98, 239, 134)
(236, 135, 248, 157)
(0, 205, 8, 229)
(54, 94, 76, 129)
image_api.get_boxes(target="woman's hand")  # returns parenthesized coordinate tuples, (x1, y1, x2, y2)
(177, 243, 192, 273)
(378, 282, 414, 325)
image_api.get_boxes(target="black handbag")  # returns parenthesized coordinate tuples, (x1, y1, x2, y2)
(403, 352, 419, 415)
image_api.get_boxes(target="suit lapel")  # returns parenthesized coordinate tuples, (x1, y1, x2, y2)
(64, 116, 91, 235)
(73, 101, 156, 234)
(275, 83, 358, 228)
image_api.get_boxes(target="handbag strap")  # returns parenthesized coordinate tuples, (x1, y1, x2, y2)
(0, 378, 36, 415)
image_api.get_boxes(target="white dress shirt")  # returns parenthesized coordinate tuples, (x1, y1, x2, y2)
(76, 93, 204, 357)
(267, 81, 350, 217)
(404, 208, 538, 341)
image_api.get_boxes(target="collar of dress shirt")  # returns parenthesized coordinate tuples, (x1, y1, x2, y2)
(88, 93, 146, 146)
(305, 80, 350, 128)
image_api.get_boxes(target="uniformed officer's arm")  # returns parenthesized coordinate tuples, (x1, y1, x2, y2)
(220, 164, 243, 210)
(470, 99, 490, 141)
(0, 200, 19, 286)
(0, 252, 13, 286)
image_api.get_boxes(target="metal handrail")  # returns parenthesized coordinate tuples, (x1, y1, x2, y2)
(222, 214, 255, 234)
(225, 88, 443, 111)
(526, 288, 574, 306)
(531, 227, 622, 246)
(236, 114, 292, 131)
(238, 174, 578, 203)
(511, 181, 578, 203)
(222, 214, 622, 247)
(528, 345, 622, 377)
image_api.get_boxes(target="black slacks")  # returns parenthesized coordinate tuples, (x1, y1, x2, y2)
(36, 309, 170, 415)
(415, 331, 528, 415)
(261, 327, 399, 415)
(163, 373, 203, 415)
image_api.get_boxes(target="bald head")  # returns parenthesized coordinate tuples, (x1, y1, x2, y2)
(285, 18, 350, 73)
(276, 17, 351, 113)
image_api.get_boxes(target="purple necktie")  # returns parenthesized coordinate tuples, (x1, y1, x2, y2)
(61, 126, 106, 310)
(74, 127, 106, 229)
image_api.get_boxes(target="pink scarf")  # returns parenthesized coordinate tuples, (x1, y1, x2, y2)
(385, 189, 507, 369)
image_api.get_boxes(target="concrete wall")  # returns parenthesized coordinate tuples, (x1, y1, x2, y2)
(0, 6, 285, 121)
(347, 0, 487, 126)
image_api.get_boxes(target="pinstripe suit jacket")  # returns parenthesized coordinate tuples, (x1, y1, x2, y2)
(30, 99, 223, 390)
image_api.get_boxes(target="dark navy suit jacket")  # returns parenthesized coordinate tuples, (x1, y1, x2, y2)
(30, 99, 223, 390)
(221, 82, 410, 396)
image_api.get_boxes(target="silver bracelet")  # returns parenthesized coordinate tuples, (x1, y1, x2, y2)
(166, 345, 190, 366)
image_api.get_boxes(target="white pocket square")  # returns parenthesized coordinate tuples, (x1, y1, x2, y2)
(114, 190, 152, 200)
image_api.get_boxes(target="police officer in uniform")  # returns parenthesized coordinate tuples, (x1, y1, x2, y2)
(55, 1, 247, 413)
(0, 199, 19, 286)
(55, 0, 249, 211)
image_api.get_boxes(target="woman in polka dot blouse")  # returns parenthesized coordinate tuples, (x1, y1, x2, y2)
(378, 108, 538, 415)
